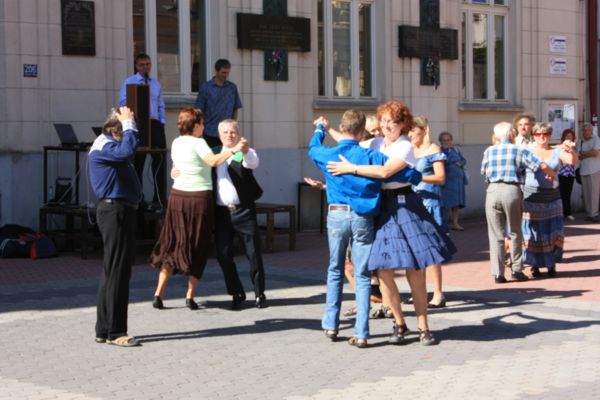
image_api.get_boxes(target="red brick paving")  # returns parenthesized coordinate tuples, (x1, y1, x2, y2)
(1, 216, 598, 301)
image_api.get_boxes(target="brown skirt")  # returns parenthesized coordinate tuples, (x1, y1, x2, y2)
(149, 189, 213, 279)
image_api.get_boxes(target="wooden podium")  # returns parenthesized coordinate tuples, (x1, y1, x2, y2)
(126, 84, 151, 148)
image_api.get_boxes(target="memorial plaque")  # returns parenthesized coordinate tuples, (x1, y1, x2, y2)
(398, 26, 458, 60)
(237, 13, 310, 52)
(61, 0, 95, 56)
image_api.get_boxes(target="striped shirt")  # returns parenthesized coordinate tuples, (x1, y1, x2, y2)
(480, 141, 542, 183)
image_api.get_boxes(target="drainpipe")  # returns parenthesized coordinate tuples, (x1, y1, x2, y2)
(590, 0, 598, 123)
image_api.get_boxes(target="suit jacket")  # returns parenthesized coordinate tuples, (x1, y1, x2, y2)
(212, 147, 263, 208)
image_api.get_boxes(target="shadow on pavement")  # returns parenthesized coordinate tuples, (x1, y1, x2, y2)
(136, 317, 322, 343)
(437, 311, 600, 342)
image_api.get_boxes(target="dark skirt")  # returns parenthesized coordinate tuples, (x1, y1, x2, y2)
(149, 189, 213, 279)
(368, 191, 456, 271)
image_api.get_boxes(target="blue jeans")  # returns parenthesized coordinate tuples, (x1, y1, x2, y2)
(322, 209, 374, 339)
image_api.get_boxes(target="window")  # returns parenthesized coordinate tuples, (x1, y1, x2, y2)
(317, 0, 375, 99)
(461, 0, 508, 101)
(132, 0, 207, 95)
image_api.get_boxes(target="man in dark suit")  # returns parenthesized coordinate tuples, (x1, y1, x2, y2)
(213, 119, 266, 310)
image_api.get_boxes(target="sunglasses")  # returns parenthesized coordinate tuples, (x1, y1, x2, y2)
(533, 132, 551, 137)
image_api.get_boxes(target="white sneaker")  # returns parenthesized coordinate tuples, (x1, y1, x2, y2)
(566, 215, 575, 221)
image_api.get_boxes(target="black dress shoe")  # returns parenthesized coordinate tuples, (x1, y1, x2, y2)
(511, 271, 529, 281)
(231, 293, 246, 310)
(427, 298, 446, 309)
(547, 267, 557, 277)
(185, 298, 199, 310)
(255, 294, 267, 309)
(531, 267, 541, 278)
(494, 275, 507, 284)
(152, 296, 164, 309)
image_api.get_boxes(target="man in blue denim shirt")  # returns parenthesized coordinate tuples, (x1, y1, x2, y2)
(308, 110, 421, 348)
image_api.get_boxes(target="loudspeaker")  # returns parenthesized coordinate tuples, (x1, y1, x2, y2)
(126, 84, 151, 148)
(53, 177, 73, 204)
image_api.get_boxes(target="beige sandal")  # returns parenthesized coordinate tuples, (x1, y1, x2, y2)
(106, 336, 141, 347)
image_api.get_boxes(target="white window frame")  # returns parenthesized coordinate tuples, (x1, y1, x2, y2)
(461, 0, 509, 102)
(141, 0, 208, 96)
(319, 0, 377, 100)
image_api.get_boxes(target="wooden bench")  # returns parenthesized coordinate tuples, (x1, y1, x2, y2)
(255, 202, 296, 252)
(39, 205, 97, 259)
(40, 205, 164, 259)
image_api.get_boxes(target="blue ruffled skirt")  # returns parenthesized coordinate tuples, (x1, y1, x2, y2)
(368, 192, 456, 271)
(522, 197, 564, 268)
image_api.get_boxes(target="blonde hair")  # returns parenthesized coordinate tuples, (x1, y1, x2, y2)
(365, 114, 379, 132)
(413, 115, 431, 147)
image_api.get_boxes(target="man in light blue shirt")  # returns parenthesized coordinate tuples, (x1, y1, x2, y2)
(119, 53, 166, 209)
(194, 59, 242, 148)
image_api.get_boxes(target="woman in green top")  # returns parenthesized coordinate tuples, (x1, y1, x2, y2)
(149, 108, 246, 310)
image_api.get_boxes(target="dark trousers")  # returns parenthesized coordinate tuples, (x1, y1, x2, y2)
(135, 120, 167, 207)
(215, 205, 265, 298)
(95, 201, 137, 340)
(559, 175, 575, 216)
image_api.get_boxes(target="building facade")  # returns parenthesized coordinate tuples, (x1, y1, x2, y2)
(0, 0, 590, 229)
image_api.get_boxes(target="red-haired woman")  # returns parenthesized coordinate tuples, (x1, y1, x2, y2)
(328, 100, 456, 346)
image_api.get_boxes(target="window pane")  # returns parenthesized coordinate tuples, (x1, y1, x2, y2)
(318, 0, 324, 96)
(494, 0, 505, 4)
(461, 12, 466, 99)
(494, 15, 505, 99)
(358, 3, 372, 96)
(132, 0, 145, 58)
(472, 13, 487, 99)
(332, 2, 351, 97)
(190, 0, 205, 92)
(472, 0, 489, 3)
(157, 0, 180, 92)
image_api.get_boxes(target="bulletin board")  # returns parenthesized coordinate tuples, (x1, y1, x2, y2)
(542, 99, 577, 142)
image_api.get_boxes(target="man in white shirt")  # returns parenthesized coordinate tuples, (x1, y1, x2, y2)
(578, 123, 600, 222)
(213, 120, 266, 310)
(513, 112, 535, 147)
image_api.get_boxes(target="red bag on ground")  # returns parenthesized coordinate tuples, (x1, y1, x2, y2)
(19, 233, 58, 259)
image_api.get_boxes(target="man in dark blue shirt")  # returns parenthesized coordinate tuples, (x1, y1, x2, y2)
(89, 106, 141, 347)
(308, 110, 421, 348)
(194, 59, 242, 148)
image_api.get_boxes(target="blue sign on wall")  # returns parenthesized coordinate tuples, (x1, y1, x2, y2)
(23, 64, 38, 77)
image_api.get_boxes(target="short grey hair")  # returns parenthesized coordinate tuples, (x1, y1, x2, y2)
(582, 122, 593, 130)
(532, 122, 552, 135)
(493, 121, 513, 142)
(218, 119, 239, 134)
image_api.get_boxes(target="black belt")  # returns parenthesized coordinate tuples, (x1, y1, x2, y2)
(328, 204, 351, 212)
(219, 204, 241, 212)
(100, 198, 139, 210)
(382, 186, 413, 196)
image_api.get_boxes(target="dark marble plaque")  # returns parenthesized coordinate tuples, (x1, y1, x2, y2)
(398, 26, 458, 60)
(61, 0, 95, 56)
(237, 13, 310, 52)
